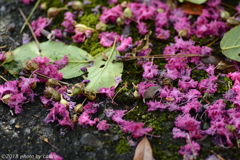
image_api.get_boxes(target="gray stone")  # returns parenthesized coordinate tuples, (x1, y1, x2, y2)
(86, 152, 96, 158)
(203, 122, 210, 130)
(80, 133, 102, 147)
(111, 135, 119, 142)
(24, 128, 31, 136)
(10, 118, 16, 125)
(98, 113, 105, 121)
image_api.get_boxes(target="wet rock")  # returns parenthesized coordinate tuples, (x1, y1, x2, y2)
(85, 152, 96, 159)
(10, 118, 16, 125)
(98, 113, 105, 121)
(24, 128, 31, 136)
(111, 135, 119, 142)
(0, 5, 6, 13)
(80, 133, 102, 147)
(93, 131, 99, 135)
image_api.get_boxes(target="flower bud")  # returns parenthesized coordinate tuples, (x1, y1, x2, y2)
(123, 7, 132, 19)
(84, 90, 96, 101)
(220, 10, 230, 20)
(1, 94, 12, 104)
(226, 17, 239, 27)
(96, 22, 107, 32)
(226, 124, 236, 133)
(31, 81, 37, 90)
(134, 90, 141, 99)
(40, 2, 47, 10)
(75, 24, 96, 32)
(116, 17, 125, 26)
(121, 1, 128, 8)
(69, 83, 85, 96)
(52, 91, 61, 101)
(74, 103, 83, 114)
(47, 7, 68, 17)
(157, 8, 164, 13)
(46, 78, 60, 87)
(72, 1, 84, 11)
(4, 51, 14, 63)
(26, 60, 39, 71)
(73, 114, 78, 125)
(60, 94, 69, 109)
(44, 86, 58, 98)
(179, 29, 188, 37)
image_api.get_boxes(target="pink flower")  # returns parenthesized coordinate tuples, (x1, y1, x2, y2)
(146, 100, 167, 111)
(181, 99, 202, 114)
(61, 12, 75, 34)
(54, 55, 68, 70)
(8, 93, 26, 114)
(120, 121, 152, 138)
(155, 28, 170, 40)
(112, 110, 127, 125)
(31, 16, 48, 38)
(207, 0, 221, 7)
(97, 120, 109, 131)
(178, 76, 198, 91)
(46, 152, 63, 160)
(83, 102, 99, 114)
(116, 36, 132, 52)
(175, 114, 201, 131)
(227, 72, 240, 82)
(44, 102, 74, 130)
(100, 5, 123, 24)
(136, 21, 148, 35)
(179, 140, 200, 157)
(19, 74, 40, 94)
(72, 31, 86, 43)
(172, 127, 186, 139)
(198, 76, 218, 94)
(22, 0, 34, 5)
(98, 86, 115, 99)
(142, 61, 158, 79)
(78, 112, 98, 126)
(108, 0, 118, 5)
(137, 81, 156, 97)
(98, 31, 121, 47)
(53, 29, 63, 39)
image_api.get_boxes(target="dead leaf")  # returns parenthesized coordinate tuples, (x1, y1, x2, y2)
(144, 86, 161, 99)
(180, 2, 204, 15)
(200, 55, 236, 74)
(102, 52, 108, 60)
(136, 31, 152, 52)
(133, 136, 153, 160)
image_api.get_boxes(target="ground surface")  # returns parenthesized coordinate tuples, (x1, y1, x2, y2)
(1, 0, 240, 160)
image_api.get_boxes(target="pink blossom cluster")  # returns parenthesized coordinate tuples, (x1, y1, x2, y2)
(110, 110, 152, 138)
(98, 86, 115, 99)
(33, 56, 63, 82)
(31, 16, 49, 38)
(22, 0, 34, 5)
(62, 12, 76, 34)
(44, 102, 74, 130)
(0, 75, 39, 114)
(46, 152, 63, 160)
(78, 102, 99, 126)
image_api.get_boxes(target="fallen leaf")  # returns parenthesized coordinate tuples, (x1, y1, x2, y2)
(200, 55, 236, 74)
(3, 41, 93, 79)
(133, 136, 153, 160)
(144, 86, 161, 99)
(180, 2, 204, 15)
(136, 31, 151, 53)
(221, 25, 240, 62)
(84, 38, 123, 92)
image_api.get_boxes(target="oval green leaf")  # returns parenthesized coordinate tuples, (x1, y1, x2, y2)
(221, 25, 240, 62)
(84, 41, 123, 93)
(3, 41, 93, 79)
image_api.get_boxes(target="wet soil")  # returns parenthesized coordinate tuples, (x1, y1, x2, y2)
(1, 0, 240, 160)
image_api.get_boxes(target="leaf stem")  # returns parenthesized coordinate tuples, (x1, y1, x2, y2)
(20, 0, 41, 34)
(221, 2, 238, 11)
(0, 75, 8, 82)
(206, 37, 221, 47)
(18, 8, 41, 52)
(68, 61, 89, 63)
(211, 150, 225, 160)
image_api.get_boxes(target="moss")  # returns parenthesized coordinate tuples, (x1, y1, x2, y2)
(116, 139, 130, 154)
(77, 13, 100, 28)
(84, 146, 96, 152)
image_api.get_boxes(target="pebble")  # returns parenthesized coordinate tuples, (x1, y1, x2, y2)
(10, 118, 16, 125)
(98, 113, 105, 121)
(24, 128, 31, 136)
(80, 133, 102, 147)
(0, 6, 6, 13)
(85, 152, 96, 159)
(111, 135, 119, 142)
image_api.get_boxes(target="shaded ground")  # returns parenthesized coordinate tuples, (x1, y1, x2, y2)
(1, 0, 240, 160)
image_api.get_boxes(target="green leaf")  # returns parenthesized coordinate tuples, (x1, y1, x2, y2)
(178, 0, 206, 4)
(221, 25, 240, 62)
(3, 41, 93, 79)
(186, 0, 206, 4)
(84, 40, 123, 93)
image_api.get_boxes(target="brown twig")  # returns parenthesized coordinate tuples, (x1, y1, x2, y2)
(0, 45, 7, 49)
(211, 150, 225, 160)
(221, 2, 238, 11)
(123, 54, 207, 61)
(206, 37, 221, 47)
(0, 75, 8, 82)
(18, 8, 41, 52)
